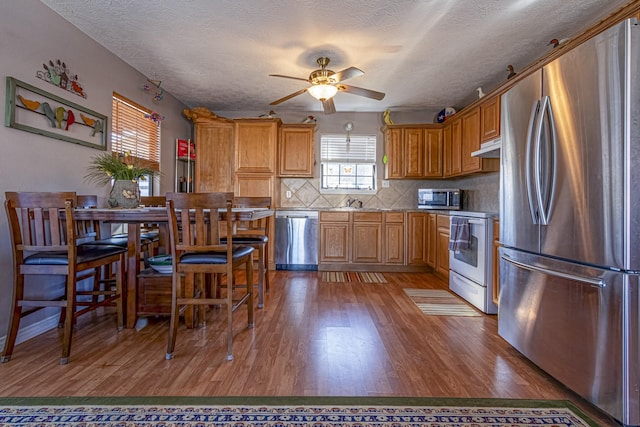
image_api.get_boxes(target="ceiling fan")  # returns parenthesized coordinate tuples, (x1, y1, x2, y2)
(269, 57, 385, 114)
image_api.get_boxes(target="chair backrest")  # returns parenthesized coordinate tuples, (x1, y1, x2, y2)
(5, 192, 77, 263)
(76, 195, 101, 243)
(165, 192, 234, 263)
(232, 196, 271, 235)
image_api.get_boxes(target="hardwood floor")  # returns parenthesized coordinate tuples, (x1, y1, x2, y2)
(0, 271, 619, 425)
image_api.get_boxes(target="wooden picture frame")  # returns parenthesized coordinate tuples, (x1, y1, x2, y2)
(4, 76, 107, 150)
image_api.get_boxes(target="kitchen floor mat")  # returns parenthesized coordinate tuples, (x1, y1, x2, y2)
(403, 288, 482, 316)
(321, 271, 387, 283)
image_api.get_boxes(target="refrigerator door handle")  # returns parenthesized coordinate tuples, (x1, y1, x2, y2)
(525, 100, 541, 224)
(536, 95, 558, 225)
(502, 254, 606, 288)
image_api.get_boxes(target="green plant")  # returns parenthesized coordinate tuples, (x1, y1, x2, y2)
(85, 151, 156, 186)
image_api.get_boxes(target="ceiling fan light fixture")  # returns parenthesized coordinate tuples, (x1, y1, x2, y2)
(308, 84, 338, 101)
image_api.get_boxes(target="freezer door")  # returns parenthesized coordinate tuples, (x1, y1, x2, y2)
(538, 21, 627, 269)
(500, 69, 542, 253)
(498, 247, 639, 426)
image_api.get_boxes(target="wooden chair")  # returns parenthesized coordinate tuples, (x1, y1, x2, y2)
(165, 192, 254, 361)
(1, 192, 126, 365)
(221, 196, 271, 308)
(139, 195, 167, 257)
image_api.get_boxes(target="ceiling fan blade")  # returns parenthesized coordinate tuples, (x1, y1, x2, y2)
(270, 88, 308, 105)
(330, 67, 364, 83)
(322, 98, 336, 114)
(269, 74, 310, 83)
(337, 84, 385, 100)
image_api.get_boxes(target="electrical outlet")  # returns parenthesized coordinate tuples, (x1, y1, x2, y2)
(286, 190, 292, 198)
(382, 180, 390, 188)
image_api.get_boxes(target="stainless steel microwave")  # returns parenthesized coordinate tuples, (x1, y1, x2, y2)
(417, 188, 462, 210)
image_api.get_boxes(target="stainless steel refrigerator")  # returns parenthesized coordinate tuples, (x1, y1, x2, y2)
(499, 18, 640, 426)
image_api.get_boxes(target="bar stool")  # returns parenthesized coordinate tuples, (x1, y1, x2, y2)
(164, 192, 254, 361)
(221, 196, 271, 308)
(2, 192, 126, 364)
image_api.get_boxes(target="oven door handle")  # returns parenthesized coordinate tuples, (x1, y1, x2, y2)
(452, 218, 485, 225)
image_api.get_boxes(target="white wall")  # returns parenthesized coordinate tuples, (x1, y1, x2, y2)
(0, 1, 191, 342)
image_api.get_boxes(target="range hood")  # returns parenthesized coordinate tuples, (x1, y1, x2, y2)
(472, 137, 501, 158)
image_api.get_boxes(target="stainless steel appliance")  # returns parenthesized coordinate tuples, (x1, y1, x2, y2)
(275, 210, 318, 270)
(417, 188, 461, 210)
(448, 211, 497, 314)
(499, 18, 640, 426)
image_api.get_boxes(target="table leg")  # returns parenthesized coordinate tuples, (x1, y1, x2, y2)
(126, 224, 141, 328)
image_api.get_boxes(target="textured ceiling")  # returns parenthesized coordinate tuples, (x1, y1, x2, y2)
(40, 0, 629, 115)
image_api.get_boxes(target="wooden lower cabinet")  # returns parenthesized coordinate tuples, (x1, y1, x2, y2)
(435, 214, 450, 280)
(137, 268, 171, 316)
(426, 213, 437, 268)
(384, 212, 405, 265)
(319, 211, 350, 264)
(407, 211, 428, 266)
(352, 211, 383, 264)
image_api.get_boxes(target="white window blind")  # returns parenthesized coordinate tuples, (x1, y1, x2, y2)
(111, 92, 160, 171)
(321, 134, 376, 163)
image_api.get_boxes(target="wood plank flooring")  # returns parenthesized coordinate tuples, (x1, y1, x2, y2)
(0, 271, 619, 425)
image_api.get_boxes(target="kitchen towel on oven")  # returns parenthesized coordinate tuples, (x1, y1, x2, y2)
(449, 217, 471, 251)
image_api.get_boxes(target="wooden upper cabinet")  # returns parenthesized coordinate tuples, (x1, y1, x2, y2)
(278, 124, 315, 177)
(384, 127, 403, 179)
(192, 116, 235, 192)
(480, 95, 501, 143)
(461, 107, 482, 173)
(403, 128, 425, 177)
(443, 118, 462, 178)
(424, 128, 443, 178)
(234, 119, 279, 173)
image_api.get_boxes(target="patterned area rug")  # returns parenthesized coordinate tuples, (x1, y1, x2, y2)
(0, 397, 597, 426)
(322, 271, 387, 283)
(404, 288, 482, 316)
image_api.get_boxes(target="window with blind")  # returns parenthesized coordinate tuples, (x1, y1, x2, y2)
(320, 134, 376, 192)
(111, 93, 161, 195)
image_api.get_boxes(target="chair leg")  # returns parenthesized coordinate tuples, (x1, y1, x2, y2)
(257, 245, 265, 309)
(115, 255, 125, 330)
(165, 273, 180, 360)
(1, 274, 25, 363)
(246, 255, 254, 329)
(60, 274, 77, 365)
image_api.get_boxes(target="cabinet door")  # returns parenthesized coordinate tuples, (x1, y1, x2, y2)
(435, 214, 450, 279)
(461, 108, 481, 173)
(384, 128, 403, 179)
(234, 174, 274, 197)
(384, 212, 405, 265)
(481, 95, 501, 143)
(353, 222, 382, 263)
(403, 128, 424, 177)
(407, 212, 428, 265)
(319, 223, 350, 263)
(424, 128, 443, 178)
(235, 120, 278, 173)
(444, 118, 462, 177)
(194, 119, 234, 192)
(426, 213, 437, 268)
(279, 124, 314, 177)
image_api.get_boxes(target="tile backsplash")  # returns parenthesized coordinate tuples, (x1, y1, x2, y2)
(279, 171, 499, 213)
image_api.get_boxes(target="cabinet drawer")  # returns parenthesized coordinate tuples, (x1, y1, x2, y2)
(353, 211, 383, 222)
(384, 212, 404, 223)
(436, 214, 450, 229)
(320, 211, 350, 222)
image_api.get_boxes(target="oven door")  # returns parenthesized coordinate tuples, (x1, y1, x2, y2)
(449, 217, 488, 285)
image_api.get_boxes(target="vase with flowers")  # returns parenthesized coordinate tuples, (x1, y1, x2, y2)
(85, 151, 157, 208)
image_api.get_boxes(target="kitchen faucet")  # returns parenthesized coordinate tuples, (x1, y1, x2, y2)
(346, 198, 362, 208)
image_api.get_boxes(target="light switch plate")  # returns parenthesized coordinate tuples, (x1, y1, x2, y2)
(382, 180, 390, 188)
(286, 190, 292, 198)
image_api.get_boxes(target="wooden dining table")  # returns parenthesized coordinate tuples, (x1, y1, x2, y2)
(73, 206, 274, 328)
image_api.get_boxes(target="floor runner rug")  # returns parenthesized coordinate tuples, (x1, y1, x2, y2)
(0, 396, 598, 426)
(404, 288, 482, 316)
(322, 271, 387, 283)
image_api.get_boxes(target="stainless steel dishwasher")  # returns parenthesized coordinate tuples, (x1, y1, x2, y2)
(275, 210, 318, 270)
